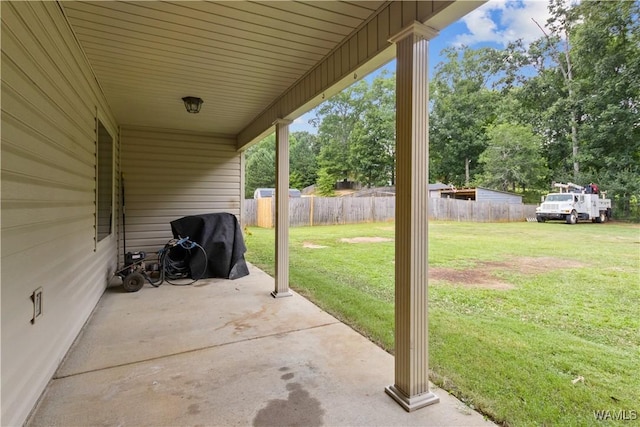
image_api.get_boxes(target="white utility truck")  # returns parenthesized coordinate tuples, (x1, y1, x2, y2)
(536, 182, 612, 224)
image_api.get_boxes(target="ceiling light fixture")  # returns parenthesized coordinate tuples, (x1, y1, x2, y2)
(182, 96, 203, 114)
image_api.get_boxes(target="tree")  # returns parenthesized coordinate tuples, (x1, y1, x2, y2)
(517, 0, 640, 218)
(289, 131, 318, 190)
(245, 131, 320, 198)
(570, 0, 640, 216)
(514, 60, 574, 182)
(244, 135, 275, 198)
(316, 168, 336, 196)
(313, 80, 369, 186)
(429, 47, 501, 186)
(349, 73, 396, 187)
(429, 0, 638, 218)
(477, 123, 547, 192)
(531, 0, 582, 180)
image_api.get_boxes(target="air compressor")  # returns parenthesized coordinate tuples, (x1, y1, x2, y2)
(115, 251, 148, 292)
(115, 237, 208, 292)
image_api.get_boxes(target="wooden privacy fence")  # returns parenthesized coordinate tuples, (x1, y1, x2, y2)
(256, 198, 272, 228)
(244, 197, 537, 227)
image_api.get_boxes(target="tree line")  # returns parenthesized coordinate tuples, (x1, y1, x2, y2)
(244, 71, 395, 198)
(245, 0, 639, 219)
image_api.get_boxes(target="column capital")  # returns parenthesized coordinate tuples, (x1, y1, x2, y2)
(388, 21, 439, 44)
(273, 118, 293, 126)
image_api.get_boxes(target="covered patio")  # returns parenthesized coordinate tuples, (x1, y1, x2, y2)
(26, 264, 492, 426)
(2, 1, 486, 425)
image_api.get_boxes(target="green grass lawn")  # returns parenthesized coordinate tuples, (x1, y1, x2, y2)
(243, 221, 640, 426)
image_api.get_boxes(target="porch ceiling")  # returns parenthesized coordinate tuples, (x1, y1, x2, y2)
(60, 1, 482, 145)
(61, 1, 385, 136)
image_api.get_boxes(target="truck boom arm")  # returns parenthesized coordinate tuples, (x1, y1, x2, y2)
(553, 182, 583, 192)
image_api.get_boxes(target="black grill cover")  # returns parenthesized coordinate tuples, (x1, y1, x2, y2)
(170, 213, 249, 280)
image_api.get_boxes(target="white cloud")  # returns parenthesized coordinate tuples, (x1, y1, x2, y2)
(290, 112, 318, 134)
(453, 0, 553, 47)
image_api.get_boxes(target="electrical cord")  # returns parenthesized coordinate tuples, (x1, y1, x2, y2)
(146, 237, 208, 287)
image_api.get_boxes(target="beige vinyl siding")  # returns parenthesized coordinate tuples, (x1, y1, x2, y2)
(120, 127, 241, 255)
(1, 2, 119, 426)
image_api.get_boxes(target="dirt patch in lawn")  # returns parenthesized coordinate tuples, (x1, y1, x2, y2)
(483, 256, 585, 273)
(430, 268, 514, 290)
(430, 256, 586, 290)
(341, 237, 394, 244)
(302, 241, 328, 249)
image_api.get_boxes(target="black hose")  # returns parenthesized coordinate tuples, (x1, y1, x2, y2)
(145, 237, 208, 287)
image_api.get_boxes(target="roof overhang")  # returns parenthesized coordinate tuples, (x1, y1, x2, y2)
(59, 1, 484, 150)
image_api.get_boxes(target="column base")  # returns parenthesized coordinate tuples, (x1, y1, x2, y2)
(385, 385, 439, 412)
(271, 290, 292, 298)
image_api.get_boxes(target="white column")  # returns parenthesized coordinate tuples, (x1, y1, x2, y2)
(385, 22, 439, 412)
(272, 119, 293, 298)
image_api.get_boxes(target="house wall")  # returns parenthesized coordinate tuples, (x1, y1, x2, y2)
(476, 187, 523, 204)
(120, 127, 241, 255)
(1, 2, 120, 426)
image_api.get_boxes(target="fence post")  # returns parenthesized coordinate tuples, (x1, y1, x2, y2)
(371, 195, 376, 222)
(310, 196, 314, 227)
(271, 197, 275, 228)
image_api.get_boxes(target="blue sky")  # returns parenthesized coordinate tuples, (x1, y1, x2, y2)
(290, 0, 553, 134)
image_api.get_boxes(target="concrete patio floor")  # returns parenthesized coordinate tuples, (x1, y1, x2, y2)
(27, 264, 493, 427)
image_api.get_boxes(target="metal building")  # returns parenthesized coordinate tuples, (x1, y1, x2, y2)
(439, 187, 524, 204)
